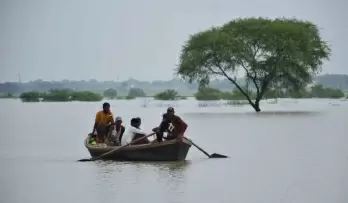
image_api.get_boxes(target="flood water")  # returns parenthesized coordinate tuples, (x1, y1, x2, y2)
(0, 98, 347, 203)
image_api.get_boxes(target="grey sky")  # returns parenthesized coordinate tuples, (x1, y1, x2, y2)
(0, 0, 346, 82)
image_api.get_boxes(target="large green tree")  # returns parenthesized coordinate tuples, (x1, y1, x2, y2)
(176, 17, 331, 112)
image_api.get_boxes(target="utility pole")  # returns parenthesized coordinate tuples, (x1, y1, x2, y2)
(17, 73, 21, 83)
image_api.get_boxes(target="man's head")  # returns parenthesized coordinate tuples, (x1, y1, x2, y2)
(135, 117, 141, 126)
(102, 102, 111, 113)
(166, 107, 175, 117)
(130, 117, 141, 128)
(115, 116, 122, 126)
(130, 118, 137, 127)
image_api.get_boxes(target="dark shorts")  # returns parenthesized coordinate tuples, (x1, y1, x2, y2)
(165, 133, 177, 140)
(96, 124, 111, 135)
(153, 127, 177, 142)
(132, 134, 150, 145)
(95, 124, 112, 142)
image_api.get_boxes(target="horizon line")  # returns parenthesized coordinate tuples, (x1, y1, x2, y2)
(0, 73, 346, 84)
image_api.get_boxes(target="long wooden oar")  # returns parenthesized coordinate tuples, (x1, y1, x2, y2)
(184, 137, 228, 158)
(78, 133, 155, 162)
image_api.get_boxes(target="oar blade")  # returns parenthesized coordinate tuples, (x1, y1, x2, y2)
(210, 153, 228, 158)
(77, 158, 93, 162)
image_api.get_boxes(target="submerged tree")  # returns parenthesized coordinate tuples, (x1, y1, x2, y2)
(154, 89, 179, 100)
(176, 17, 331, 112)
(103, 88, 118, 99)
(128, 87, 146, 98)
(194, 87, 222, 100)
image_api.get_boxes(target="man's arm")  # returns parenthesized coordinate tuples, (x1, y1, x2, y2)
(177, 116, 188, 136)
(158, 117, 170, 133)
(121, 126, 125, 135)
(133, 128, 147, 135)
(92, 112, 100, 133)
(109, 113, 115, 125)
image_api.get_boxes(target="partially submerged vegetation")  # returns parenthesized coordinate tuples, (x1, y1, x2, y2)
(19, 87, 148, 102)
(16, 84, 347, 103)
(103, 88, 118, 99)
(193, 85, 345, 101)
(19, 91, 41, 102)
(0, 93, 16, 99)
(127, 88, 146, 98)
(154, 89, 187, 100)
(20, 89, 103, 102)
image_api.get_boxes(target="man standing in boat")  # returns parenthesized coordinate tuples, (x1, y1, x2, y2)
(92, 102, 114, 143)
(153, 107, 188, 142)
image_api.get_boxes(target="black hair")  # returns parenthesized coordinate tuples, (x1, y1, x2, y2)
(131, 117, 141, 127)
(103, 102, 110, 108)
(130, 118, 136, 123)
(167, 107, 174, 112)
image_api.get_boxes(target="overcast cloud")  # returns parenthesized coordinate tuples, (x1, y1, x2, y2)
(0, 0, 346, 82)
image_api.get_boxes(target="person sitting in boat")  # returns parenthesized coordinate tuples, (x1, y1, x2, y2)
(152, 114, 173, 140)
(107, 116, 125, 145)
(153, 107, 188, 142)
(92, 102, 114, 143)
(121, 117, 150, 146)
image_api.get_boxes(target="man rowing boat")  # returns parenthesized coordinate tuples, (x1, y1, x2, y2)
(153, 107, 188, 142)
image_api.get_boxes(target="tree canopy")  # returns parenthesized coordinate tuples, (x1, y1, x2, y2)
(127, 88, 146, 98)
(20, 91, 41, 102)
(194, 86, 254, 101)
(309, 84, 344, 98)
(154, 89, 180, 100)
(103, 88, 118, 98)
(195, 87, 224, 100)
(177, 17, 331, 112)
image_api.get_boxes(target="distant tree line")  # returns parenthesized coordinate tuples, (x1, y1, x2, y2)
(102, 87, 146, 99)
(190, 84, 345, 101)
(148, 84, 346, 101)
(9, 83, 348, 103)
(264, 84, 345, 99)
(1, 74, 348, 95)
(18, 87, 150, 102)
(19, 89, 103, 102)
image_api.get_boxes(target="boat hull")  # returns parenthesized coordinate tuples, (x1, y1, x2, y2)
(84, 135, 192, 161)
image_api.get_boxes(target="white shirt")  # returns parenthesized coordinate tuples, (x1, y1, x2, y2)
(109, 126, 123, 144)
(121, 126, 147, 146)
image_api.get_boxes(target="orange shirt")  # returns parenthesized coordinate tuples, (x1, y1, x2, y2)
(95, 110, 114, 125)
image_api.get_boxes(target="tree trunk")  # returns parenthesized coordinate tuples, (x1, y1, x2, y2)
(253, 100, 261, 112)
(246, 98, 262, 112)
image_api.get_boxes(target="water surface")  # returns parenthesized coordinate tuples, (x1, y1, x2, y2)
(0, 98, 347, 203)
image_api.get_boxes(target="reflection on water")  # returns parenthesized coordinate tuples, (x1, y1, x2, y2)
(94, 160, 191, 181)
(89, 160, 192, 201)
(94, 160, 191, 173)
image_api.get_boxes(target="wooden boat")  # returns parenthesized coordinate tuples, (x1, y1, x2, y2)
(84, 135, 192, 161)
